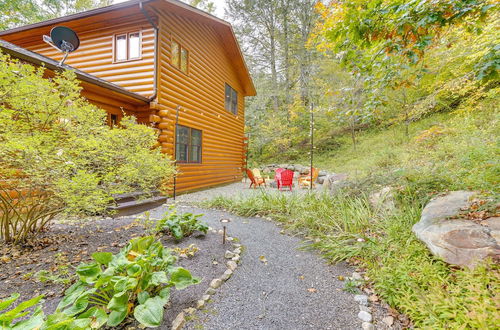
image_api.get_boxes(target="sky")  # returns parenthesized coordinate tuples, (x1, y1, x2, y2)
(113, 0, 227, 19)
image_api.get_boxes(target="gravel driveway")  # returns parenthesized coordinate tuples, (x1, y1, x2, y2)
(146, 184, 360, 330)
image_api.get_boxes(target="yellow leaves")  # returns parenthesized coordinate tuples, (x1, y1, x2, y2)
(259, 255, 268, 265)
(414, 125, 446, 144)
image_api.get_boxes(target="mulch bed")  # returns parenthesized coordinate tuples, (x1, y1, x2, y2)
(0, 215, 229, 327)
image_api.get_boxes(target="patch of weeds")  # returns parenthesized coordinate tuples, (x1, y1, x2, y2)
(343, 279, 361, 294)
(155, 205, 208, 241)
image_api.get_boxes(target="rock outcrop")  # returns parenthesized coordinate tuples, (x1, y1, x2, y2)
(412, 191, 500, 268)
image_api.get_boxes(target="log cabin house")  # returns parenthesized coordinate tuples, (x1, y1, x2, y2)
(0, 0, 255, 194)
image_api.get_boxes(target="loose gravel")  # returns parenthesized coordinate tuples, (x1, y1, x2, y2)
(146, 201, 360, 330)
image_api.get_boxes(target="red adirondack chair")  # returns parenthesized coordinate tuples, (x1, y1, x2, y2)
(277, 169, 294, 191)
(245, 168, 265, 188)
(274, 168, 285, 190)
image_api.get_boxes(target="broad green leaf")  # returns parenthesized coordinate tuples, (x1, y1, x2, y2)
(133, 296, 165, 328)
(57, 282, 86, 310)
(169, 267, 201, 290)
(11, 306, 44, 329)
(151, 271, 169, 286)
(126, 264, 142, 277)
(0, 294, 44, 323)
(107, 291, 129, 312)
(106, 309, 127, 327)
(137, 292, 150, 305)
(0, 293, 20, 312)
(91, 252, 113, 265)
(129, 236, 154, 254)
(78, 306, 108, 329)
(62, 293, 90, 316)
(76, 263, 102, 283)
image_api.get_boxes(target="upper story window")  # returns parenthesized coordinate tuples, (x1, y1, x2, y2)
(176, 125, 202, 163)
(114, 32, 141, 62)
(171, 40, 189, 74)
(225, 83, 238, 115)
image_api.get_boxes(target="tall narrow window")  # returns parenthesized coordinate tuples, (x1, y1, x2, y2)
(171, 40, 189, 74)
(225, 83, 238, 115)
(180, 48, 188, 73)
(171, 41, 180, 68)
(176, 125, 202, 163)
(128, 32, 140, 59)
(114, 32, 141, 62)
(115, 35, 127, 61)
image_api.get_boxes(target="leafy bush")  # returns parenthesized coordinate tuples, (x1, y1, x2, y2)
(58, 236, 200, 328)
(0, 182, 63, 243)
(155, 206, 208, 241)
(0, 53, 175, 216)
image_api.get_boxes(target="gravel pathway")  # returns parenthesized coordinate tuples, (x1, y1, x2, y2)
(146, 186, 360, 330)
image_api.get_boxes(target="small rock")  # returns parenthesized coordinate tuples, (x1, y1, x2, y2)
(171, 312, 185, 330)
(382, 315, 394, 326)
(359, 305, 370, 313)
(202, 294, 211, 302)
(183, 307, 196, 315)
(227, 260, 237, 271)
(196, 300, 205, 309)
(358, 311, 372, 322)
(221, 269, 233, 281)
(232, 255, 240, 262)
(218, 229, 224, 234)
(233, 243, 241, 248)
(210, 278, 223, 289)
(361, 322, 374, 330)
(354, 294, 368, 305)
(205, 287, 216, 295)
(225, 251, 236, 259)
(233, 248, 241, 255)
(352, 272, 363, 280)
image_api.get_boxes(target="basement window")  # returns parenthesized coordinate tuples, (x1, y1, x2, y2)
(176, 125, 202, 163)
(171, 40, 189, 74)
(114, 32, 141, 62)
(225, 83, 238, 115)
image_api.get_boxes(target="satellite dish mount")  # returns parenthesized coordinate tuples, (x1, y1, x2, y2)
(43, 26, 80, 65)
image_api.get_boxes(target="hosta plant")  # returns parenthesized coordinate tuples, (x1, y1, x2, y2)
(57, 236, 200, 328)
(155, 206, 208, 241)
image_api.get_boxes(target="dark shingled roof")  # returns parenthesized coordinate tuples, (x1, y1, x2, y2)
(0, 38, 150, 103)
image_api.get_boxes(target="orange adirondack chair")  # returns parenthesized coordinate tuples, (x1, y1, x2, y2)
(298, 167, 319, 188)
(245, 168, 266, 188)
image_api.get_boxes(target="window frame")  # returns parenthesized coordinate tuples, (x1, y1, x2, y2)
(171, 38, 189, 75)
(224, 83, 238, 115)
(175, 124, 202, 164)
(113, 31, 142, 63)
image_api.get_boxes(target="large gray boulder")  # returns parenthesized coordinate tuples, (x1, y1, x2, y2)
(322, 173, 348, 192)
(412, 191, 500, 268)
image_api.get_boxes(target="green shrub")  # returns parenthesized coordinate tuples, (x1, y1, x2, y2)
(155, 206, 208, 241)
(0, 52, 175, 216)
(59, 236, 200, 328)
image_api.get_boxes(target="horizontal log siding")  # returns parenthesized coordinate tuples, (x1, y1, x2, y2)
(24, 18, 155, 97)
(155, 9, 245, 192)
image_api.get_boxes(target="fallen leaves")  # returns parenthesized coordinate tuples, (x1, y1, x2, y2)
(259, 255, 268, 265)
(307, 288, 317, 293)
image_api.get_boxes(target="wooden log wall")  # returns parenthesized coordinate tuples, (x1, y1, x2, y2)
(22, 16, 156, 98)
(154, 8, 246, 192)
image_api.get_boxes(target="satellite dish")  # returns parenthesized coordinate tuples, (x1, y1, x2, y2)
(43, 26, 80, 65)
